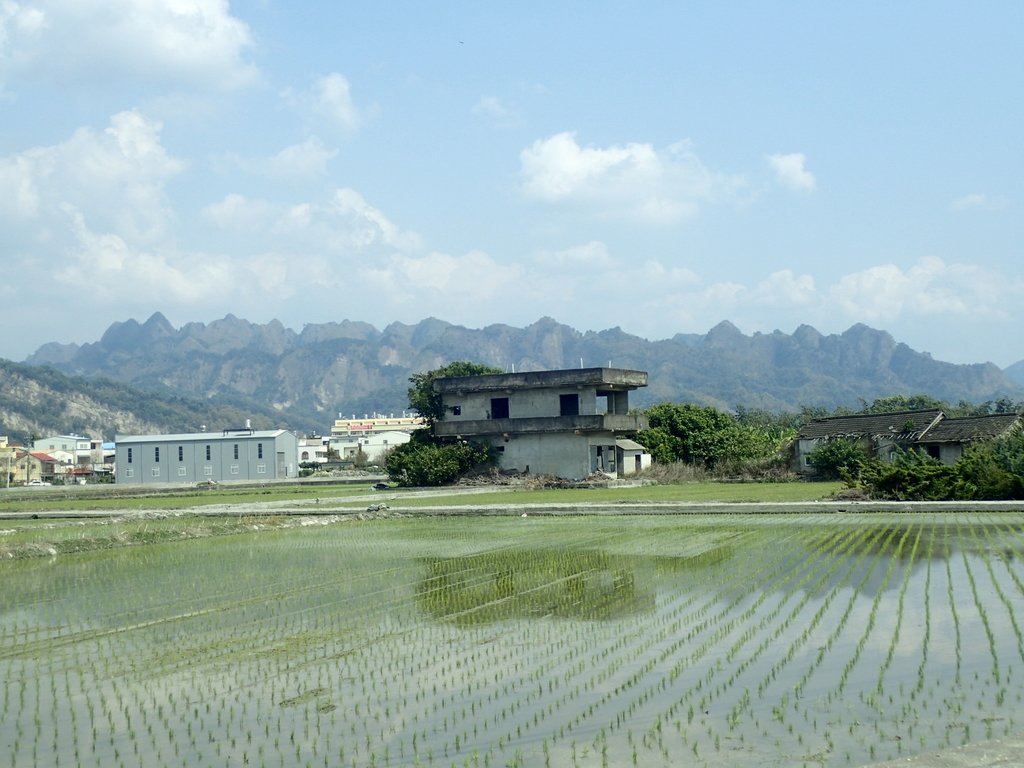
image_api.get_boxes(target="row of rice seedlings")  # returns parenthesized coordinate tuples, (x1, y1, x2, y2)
(545, 517, 859, 766)
(6, 513, 1024, 767)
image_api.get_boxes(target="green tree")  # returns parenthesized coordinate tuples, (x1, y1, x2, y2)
(407, 361, 504, 426)
(805, 439, 873, 481)
(859, 394, 948, 414)
(386, 362, 502, 486)
(385, 432, 492, 486)
(857, 449, 958, 500)
(637, 403, 778, 470)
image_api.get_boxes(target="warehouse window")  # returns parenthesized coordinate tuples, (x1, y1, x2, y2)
(257, 443, 263, 459)
(178, 446, 184, 462)
(233, 444, 239, 460)
(154, 447, 160, 462)
(127, 448, 133, 464)
(205, 445, 211, 461)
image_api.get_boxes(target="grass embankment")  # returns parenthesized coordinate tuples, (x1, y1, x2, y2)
(356, 480, 845, 508)
(0, 480, 843, 560)
(0, 483, 371, 513)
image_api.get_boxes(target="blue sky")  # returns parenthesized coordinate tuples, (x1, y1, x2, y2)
(1, 1, 1021, 366)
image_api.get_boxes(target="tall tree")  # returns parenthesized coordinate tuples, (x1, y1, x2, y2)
(406, 361, 504, 426)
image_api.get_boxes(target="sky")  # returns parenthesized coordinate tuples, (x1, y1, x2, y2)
(1, 2, 1022, 367)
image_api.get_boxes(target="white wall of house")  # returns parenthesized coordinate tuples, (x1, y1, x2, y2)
(330, 430, 412, 464)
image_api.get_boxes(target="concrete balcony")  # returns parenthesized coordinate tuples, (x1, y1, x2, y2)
(434, 413, 649, 439)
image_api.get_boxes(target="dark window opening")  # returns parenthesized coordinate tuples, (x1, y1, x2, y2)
(258, 443, 263, 459)
(451, 405, 462, 416)
(233, 444, 239, 460)
(154, 447, 160, 462)
(178, 446, 184, 462)
(560, 394, 580, 416)
(127, 448, 133, 464)
(205, 445, 211, 461)
(490, 397, 510, 419)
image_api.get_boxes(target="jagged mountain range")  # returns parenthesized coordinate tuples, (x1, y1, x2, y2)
(6, 312, 1021, 439)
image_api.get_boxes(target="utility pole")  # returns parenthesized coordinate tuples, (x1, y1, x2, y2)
(24, 437, 33, 485)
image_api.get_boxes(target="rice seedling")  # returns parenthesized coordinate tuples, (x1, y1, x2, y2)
(2, 512, 1023, 766)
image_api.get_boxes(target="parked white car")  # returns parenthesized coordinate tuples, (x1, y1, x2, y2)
(27, 479, 51, 486)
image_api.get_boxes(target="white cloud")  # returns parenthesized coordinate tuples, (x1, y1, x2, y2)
(828, 256, 1014, 322)
(201, 188, 422, 254)
(57, 207, 234, 303)
(519, 132, 745, 224)
(534, 241, 613, 270)
(315, 72, 360, 131)
(749, 269, 817, 307)
(366, 250, 523, 303)
(951, 193, 1009, 212)
(219, 137, 337, 181)
(0, 0, 257, 89)
(0, 110, 183, 244)
(767, 152, 816, 191)
(472, 96, 509, 119)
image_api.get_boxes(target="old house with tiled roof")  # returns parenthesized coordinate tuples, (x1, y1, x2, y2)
(914, 413, 1023, 464)
(794, 409, 1021, 475)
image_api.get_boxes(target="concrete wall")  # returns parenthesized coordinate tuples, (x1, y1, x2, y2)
(485, 432, 626, 480)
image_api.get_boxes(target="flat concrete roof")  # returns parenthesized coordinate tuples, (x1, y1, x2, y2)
(434, 367, 648, 393)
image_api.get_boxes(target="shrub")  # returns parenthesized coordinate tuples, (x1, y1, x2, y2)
(805, 439, 872, 481)
(385, 438, 493, 486)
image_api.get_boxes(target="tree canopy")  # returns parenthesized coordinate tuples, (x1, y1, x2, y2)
(386, 361, 502, 486)
(406, 361, 504, 426)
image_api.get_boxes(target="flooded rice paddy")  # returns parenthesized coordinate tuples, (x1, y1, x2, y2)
(2, 512, 1024, 767)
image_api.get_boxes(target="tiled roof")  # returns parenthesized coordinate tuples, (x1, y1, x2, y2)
(918, 413, 1021, 443)
(798, 410, 944, 440)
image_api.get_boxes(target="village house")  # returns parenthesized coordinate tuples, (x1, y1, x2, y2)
(432, 367, 651, 480)
(328, 415, 426, 465)
(794, 409, 1022, 474)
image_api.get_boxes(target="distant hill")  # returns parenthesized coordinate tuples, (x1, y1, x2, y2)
(17, 313, 1024, 436)
(1006, 359, 1024, 387)
(0, 359, 293, 441)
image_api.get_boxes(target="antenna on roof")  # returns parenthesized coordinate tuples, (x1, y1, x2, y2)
(580, 357, 584, 369)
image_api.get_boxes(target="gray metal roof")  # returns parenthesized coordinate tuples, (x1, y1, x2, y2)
(798, 410, 944, 440)
(114, 429, 291, 444)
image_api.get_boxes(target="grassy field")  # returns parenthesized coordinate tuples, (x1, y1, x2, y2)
(2, 511, 1023, 767)
(0, 479, 845, 514)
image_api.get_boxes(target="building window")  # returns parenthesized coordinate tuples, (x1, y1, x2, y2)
(560, 394, 580, 416)
(177, 467, 187, 477)
(125, 468, 134, 478)
(230, 464, 239, 475)
(127, 448, 133, 464)
(154, 447, 160, 462)
(206, 445, 211, 461)
(178, 446, 184, 462)
(233, 444, 239, 460)
(452, 405, 462, 416)
(257, 443, 263, 459)
(151, 467, 160, 477)
(204, 466, 213, 476)
(490, 397, 510, 419)
(257, 463, 266, 474)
